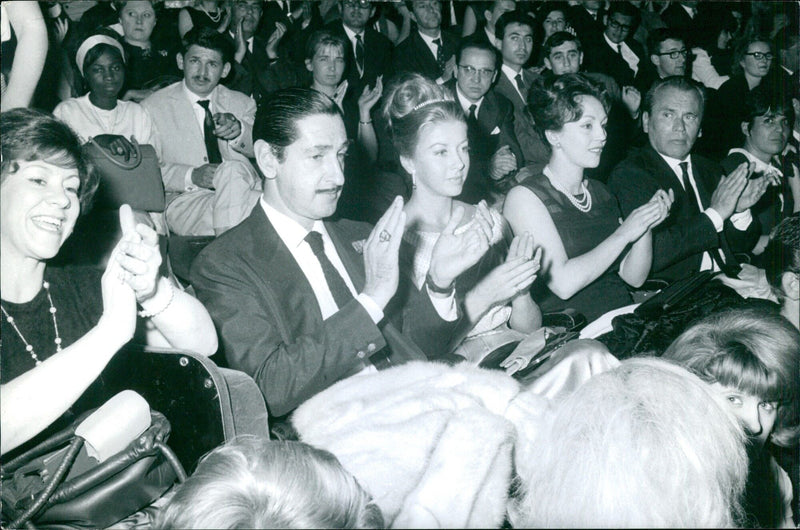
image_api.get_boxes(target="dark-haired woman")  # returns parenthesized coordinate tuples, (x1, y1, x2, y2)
(503, 74, 672, 321)
(54, 33, 160, 158)
(0, 109, 216, 456)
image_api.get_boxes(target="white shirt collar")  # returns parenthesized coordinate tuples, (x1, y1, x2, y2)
(260, 197, 326, 250)
(658, 151, 692, 176)
(603, 32, 622, 52)
(680, 4, 696, 18)
(182, 79, 217, 105)
(342, 23, 363, 44)
(794, 129, 800, 143)
(455, 85, 483, 115)
(418, 29, 442, 46)
(484, 26, 498, 49)
(501, 63, 522, 79)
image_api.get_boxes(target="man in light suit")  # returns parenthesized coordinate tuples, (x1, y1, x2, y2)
(142, 27, 261, 236)
(191, 88, 489, 419)
(491, 10, 548, 176)
(609, 77, 767, 283)
(447, 38, 522, 204)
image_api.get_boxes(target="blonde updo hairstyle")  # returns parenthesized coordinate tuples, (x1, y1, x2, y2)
(381, 72, 465, 159)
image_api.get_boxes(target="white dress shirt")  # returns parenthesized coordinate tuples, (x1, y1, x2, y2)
(342, 24, 365, 75)
(455, 85, 484, 116)
(659, 153, 753, 271)
(604, 32, 639, 76)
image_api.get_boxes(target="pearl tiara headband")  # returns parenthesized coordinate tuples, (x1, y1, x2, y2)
(411, 98, 453, 112)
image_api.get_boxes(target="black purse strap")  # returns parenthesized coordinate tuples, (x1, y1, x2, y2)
(87, 136, 143, 171)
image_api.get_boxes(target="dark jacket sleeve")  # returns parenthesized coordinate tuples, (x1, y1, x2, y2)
(191, 244, 386, 418)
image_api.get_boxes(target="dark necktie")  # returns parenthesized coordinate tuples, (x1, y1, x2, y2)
(467, 105, 478, 123)
(433, 37, 445, 76)
(679, 162, 700, 212)
(617, 43, 623, 55)
(305, 231, 353, 310)
(680, 162, 737, 274)
(355, 34, 365, 76)
(197, 99, 222, 164)
(515, 73, 526, 99)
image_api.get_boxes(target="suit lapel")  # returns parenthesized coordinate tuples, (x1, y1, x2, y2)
(250, 207, 326, 327)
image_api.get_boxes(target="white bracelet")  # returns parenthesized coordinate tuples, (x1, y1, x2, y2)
(138, 278, 175, 318)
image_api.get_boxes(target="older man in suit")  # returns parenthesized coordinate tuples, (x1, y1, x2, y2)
(191, 88, 492, 418)
(142, 27, 261, 236)
(491, 10, 548, 176)
(447, 38, 522, 204)
(609, 77, 768, 283)
(392, 0, 458, 84)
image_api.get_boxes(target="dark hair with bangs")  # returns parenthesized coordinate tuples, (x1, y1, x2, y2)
(305, 29, 347, 61)
(663, 306, 800, 447)
(527, 73, 610, 150)
(762, 214, 800, 301)
(1, 108, 98, 214)
(382, 72, 464, 158)
(181, 26, 234, 65)
(253, 87, 341, 162)
(543, 31, 582, 59)
(742, 86, 794, 129)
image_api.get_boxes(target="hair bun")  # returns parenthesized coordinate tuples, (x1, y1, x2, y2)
(382, 72, 454, 127)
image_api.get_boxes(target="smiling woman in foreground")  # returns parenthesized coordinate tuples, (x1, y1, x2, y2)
(0, 108, 217, 455)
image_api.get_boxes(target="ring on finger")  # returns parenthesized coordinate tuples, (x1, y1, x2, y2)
(379, 230, 391, 243)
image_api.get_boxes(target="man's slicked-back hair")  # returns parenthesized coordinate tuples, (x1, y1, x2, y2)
(253, 87, 341, 161)
(456, 37, 499, 68)
(543, 31, 582, 59)
(643, 75, 706, 116)
(495, 9, 533, 41)
(181, 26, 235, 65)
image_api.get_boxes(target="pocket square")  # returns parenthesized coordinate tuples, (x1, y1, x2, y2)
(490, 126, 501, 135)
(352, 239, 366, 254)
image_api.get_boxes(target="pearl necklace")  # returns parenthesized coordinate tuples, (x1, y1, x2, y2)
(544, 166, 593, 213)
(1, 281, 63, 366)
(200, 3, 222, 23)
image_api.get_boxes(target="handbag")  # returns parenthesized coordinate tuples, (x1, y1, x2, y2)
(85, 136, 166, 212)
(1, 401, 186, 528)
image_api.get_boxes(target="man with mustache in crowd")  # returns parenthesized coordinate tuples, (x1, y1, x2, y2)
(142, 27, 261, 236)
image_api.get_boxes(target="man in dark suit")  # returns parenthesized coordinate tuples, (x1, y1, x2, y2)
(608, 77, 768, 283)
(325, 0, 393, 136)
(491, 10, 548, 176)
(392, 0, 458, 84)
(191, 88, 487, 418)
(582, 2, 645, 89)
(223, 0, 273, 104)
(447, 39, 522, 204)
(659, 0, 700, 46)
(566, 0, 605, 47)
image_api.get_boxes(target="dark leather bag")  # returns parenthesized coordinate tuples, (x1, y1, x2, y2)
(1, 409, 185, 529)
(85, 136, 166, 212)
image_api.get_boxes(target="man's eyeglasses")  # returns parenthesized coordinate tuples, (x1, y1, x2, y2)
(745, 52, 773, 61)
(458, 65, 495, 79)
(344, 0, 371, 9)
(607, 19, 632, 31)
(656, 49, 688, 60)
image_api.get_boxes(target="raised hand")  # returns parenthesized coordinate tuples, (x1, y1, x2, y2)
(621, 86, 641, 118)
(333, 79, 349, 109)
(710, 161, 752, 220)
(266, 22, 287, 60)
(234, 18, 247, 63)
(442, 55, 456, 82)
(735, 173, 776, 213)
(617, 189, 673, 243)
(212, 112, 241, 140)
(358, 76, 383, 118)
(362, 196, 406, 309)
(191, 163, 219, 189)
(428, 203, 493, 289)
(114, 205, 162, 304)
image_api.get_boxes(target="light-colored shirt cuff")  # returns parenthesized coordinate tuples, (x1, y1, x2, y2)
(426, 287, 459, 322)
(184, 168, 198, 192)
(704, 208, 724, 232)
(730, 209, 753, 230)
(436, 76, 446, 85)
(357, 293, 385, 324)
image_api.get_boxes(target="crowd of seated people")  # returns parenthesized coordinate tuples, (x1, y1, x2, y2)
(2, 1, 799, 528)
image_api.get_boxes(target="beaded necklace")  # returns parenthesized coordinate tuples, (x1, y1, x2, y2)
(1, 281, 63, 366)
(543, 166, 593, 212)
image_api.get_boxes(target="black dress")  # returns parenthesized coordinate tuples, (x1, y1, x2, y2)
(517, 174, 633, 322)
